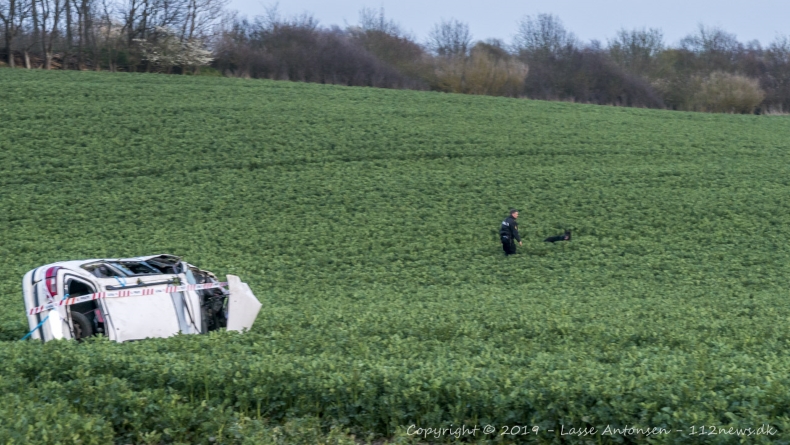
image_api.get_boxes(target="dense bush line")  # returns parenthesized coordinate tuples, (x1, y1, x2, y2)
(1, 70, 790, 443)
(2, 0, 790, 112)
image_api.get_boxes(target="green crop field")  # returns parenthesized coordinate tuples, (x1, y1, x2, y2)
(1, 69, 790, 444)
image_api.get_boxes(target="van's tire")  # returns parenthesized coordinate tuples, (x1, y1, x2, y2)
(70, 311, 94, 340)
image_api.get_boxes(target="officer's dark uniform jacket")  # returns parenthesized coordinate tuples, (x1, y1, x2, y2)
(499, 215, 520, 244)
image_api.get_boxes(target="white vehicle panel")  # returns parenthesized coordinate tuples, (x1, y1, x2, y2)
(226, 275, 262, 332)
(46, 309, 67, 340)
(35, 279, 55, 341)
(183, 290, 204, 333)
(103, 295, 181, 342)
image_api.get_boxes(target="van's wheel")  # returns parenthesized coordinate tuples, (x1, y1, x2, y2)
(70, 311, 94, 340)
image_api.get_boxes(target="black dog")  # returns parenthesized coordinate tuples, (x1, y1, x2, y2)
(545, 230, 571, 243)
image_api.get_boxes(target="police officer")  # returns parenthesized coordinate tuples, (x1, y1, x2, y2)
(499, 209, 522, 255)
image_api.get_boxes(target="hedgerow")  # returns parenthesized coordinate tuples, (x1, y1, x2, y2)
(1, 69, 790, 443)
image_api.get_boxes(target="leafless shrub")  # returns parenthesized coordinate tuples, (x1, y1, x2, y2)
(347, 8, 431, 86)
(757, 35, 790, 112)
(522, 42, 664, 107)
(213, 13, 421, 89)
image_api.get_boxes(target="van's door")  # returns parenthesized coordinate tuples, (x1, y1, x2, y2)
(62, 274, 101, 340)
(226, 275, 262, 332)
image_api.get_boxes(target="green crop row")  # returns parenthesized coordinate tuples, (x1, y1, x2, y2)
(1, 69, 790, 443)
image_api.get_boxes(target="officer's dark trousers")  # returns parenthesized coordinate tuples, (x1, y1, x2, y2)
(502, 238, 516, 255)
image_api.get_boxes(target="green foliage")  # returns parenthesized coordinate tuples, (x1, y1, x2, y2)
(1, 70, 790, 443)
(191, 66, 223, 77)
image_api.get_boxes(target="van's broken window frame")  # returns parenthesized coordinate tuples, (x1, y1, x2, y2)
(82, 261, 166, 278)
(82, 262, 128, 278)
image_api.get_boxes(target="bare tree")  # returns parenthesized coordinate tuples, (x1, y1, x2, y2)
(257, 3, 318, 33)
(180, 0, 226, 42)
(0, 0, 30, 66)
(117, 0, 137, 47)
(97, 0, 122, 70)
(760, 35, 790, 112)
(680, 24, 740, 55)
(767, 35, 790, 64)
(29, 0, 66, 69)
(346, 7, 429, 82)
(0, 0, 13, 65)
(513, 13, 576, 59)
(427, 18, 471, 57)
(680, 24, 741, 71)
(69, 0, 96, 68)
(608, 27, 664, 77)
(357, 6, 400, 36)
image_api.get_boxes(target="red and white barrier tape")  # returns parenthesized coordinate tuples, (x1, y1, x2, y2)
(28, 282, 227, 315)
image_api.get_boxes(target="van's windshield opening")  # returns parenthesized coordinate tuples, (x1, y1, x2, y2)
(118, 261, 160, 275)
(83, 263, 125, 278)
(83, 261, 163, 277)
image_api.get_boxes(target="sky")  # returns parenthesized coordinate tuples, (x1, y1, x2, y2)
(225, 0, 790, 48)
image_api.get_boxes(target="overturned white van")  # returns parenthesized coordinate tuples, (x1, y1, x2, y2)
(22, 254, 262, 343)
